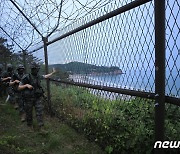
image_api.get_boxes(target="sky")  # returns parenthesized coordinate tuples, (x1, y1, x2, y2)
(38, 0, 179, 70)
(0, 0, 179, 71)
(0, 0, 114, 51)
(0, 0, 179, 96)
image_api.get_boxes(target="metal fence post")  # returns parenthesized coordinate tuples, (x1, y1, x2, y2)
(154, 0, 165, 153)
(43, 37, 52, 114)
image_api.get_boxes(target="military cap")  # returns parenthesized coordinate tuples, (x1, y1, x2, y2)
(30, 62, 40, 69)
(7, 64, 13, 69)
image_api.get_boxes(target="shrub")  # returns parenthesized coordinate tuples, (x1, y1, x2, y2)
(48, 83, 180, 153)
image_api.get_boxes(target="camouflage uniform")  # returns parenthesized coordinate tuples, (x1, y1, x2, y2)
(2, 64, 14, 102)
(20, 64, 44, 127)
(11, 64, 25, 114)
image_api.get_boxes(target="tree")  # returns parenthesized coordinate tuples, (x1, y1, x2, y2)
(0, 37, 14, 68)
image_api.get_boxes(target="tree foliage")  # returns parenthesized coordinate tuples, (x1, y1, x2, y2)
(0, 37, 14, 68)
(50, 61, 122, 75)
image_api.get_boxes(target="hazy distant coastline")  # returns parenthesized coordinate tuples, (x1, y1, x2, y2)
(49, 62, 179, 98)
(49, 61, 123, 75)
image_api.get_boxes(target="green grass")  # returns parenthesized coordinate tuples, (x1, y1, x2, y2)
(0, 99, 104, 154)
(48, 83, 180, 153)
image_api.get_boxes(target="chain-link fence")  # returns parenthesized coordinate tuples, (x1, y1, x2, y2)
(45, 0, 179, 100)
(0, 0, 179, 153)
(40, 0, 180, 153)
(166, 0, 180, 98)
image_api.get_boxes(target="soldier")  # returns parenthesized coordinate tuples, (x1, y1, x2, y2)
(18, 62, 56, 130)
(9, 64, 26, 121)
(2, 64, 14, 102)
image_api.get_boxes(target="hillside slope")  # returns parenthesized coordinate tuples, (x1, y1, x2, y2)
(0, 100, 104, 154)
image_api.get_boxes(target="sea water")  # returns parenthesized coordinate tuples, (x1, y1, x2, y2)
(71, 69, 180, 99)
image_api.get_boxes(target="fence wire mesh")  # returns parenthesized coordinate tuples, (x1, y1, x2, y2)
(48, 0, 155, 97)
(0, 0, 179, 153)
(46, 1, 179, 151)
(47, 0, 179, 100)
(49, 82, 156, 153)
(0, 0, 41, 51)
(166, 0, 180, 98)
(47, 2, 156, 152)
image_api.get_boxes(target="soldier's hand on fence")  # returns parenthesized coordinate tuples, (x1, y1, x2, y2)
(52, 67, 56, 74)
(44, 68, 56, 79)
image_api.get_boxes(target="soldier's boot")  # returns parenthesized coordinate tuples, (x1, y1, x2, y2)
(21, 113, 26, 122)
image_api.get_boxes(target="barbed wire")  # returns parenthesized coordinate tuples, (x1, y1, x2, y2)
(0, 0, 118, 52)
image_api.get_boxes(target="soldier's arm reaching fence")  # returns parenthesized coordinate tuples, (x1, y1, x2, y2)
(43, 68, 56, 79)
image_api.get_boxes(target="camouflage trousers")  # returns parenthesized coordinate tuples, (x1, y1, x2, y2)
(24, 97, 44, 127)
(15, 93, 25, 115)
(6, 87, 15, 104)
(1, 83, 8, 96)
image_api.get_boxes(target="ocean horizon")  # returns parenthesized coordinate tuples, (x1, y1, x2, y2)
(70, 69, 180, 98)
